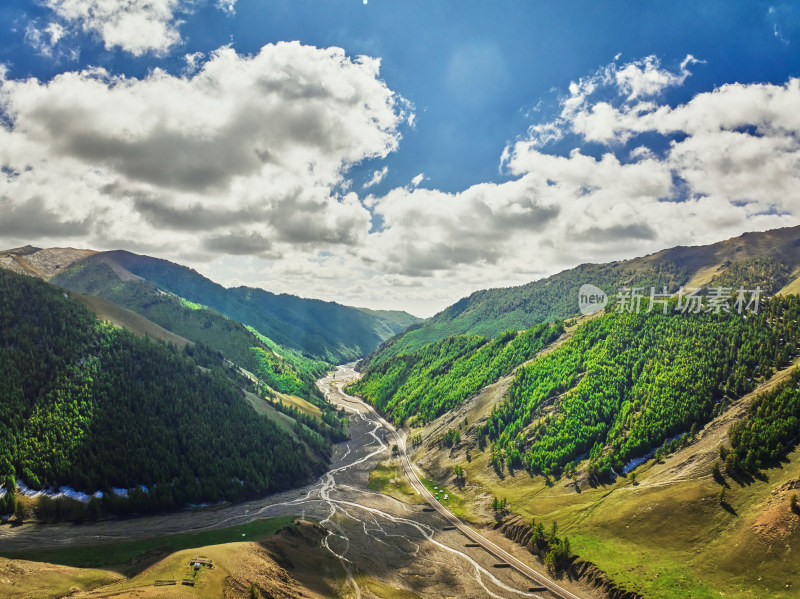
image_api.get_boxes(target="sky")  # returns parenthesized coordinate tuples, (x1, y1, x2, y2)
(1, 1, 800, 316)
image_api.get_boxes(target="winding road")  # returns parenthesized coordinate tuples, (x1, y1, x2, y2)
(1, 365, 585, 599)
(327, 365, 582, 599)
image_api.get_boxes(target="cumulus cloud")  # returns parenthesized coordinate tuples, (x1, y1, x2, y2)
(0, 42, 404, 259)
(212, 57, 800, 315)
(41, 0, 188, 56)
(350, 56, 800, 312)
(504, 57, 800, 220)
(2, 50, 799, 317)
(512, 55, 700, 148)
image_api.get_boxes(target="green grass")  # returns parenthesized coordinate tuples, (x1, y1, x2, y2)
(419, 477, 473, 520)
(0, 515, 296, 572)
(569, 533, 719, 599)
(368, 461, 424, 504)
(444, 437, 800, 598)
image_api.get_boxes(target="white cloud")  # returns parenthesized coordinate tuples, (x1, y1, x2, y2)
(216, 0, 237, 15)
(25, 21, 70, 57)
(0, 42, 406, 259)
(363, 166, 388, 189)
(42, 0, 188, 56)
(614, 54, 696, 100)
(504, 58, 800, 220)
(2, 50, 800, 317)
(354, 58, 800, 312)
(512, 55, 700, 148)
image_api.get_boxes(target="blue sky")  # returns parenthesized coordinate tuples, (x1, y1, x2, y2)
(1, 1, 800, 314)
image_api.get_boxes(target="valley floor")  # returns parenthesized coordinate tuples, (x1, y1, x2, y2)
(0, 366, 598, 599)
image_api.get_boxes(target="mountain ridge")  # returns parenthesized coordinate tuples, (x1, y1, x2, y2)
(67, 249, 420, 362)
(367, 225, 800, 362)
(0, 246, 422, 363)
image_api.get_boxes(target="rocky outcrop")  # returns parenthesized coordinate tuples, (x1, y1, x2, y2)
(569, 560, 644, 599)
(500, 516, 535, 546)
(498, 515, 645, 599)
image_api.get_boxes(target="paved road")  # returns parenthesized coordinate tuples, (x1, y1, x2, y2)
(328, 367, 583, 599)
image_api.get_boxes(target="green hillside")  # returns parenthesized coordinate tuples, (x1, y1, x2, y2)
(0, 269, 327, 511)
(368, 226, 800, 362)
(74, 250, 420, 363)
(483, 295, 800, 479)
(347, 322, 563, 425)
(51, 260, 330, 399)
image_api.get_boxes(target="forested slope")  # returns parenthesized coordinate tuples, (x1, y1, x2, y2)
(0, 270, 327, 510)
(724, 366, 800, 473)
(347, 322, 563, 425)
(483, 295, 800, 479)
(369, 225, 800, 362)
(73, 250, 420, 362)
(51, 260, 330, 400)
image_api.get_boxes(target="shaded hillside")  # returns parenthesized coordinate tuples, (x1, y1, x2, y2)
(72, 292, 192, 350)
(0, 519, 344, 599)
(51, 260, 330, 400)
(0, 270, 326, 509)
(372, 225, 800, 361)
(62, 250, 420, 362)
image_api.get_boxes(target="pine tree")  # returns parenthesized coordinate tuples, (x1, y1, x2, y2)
(13, 500, 24, 524)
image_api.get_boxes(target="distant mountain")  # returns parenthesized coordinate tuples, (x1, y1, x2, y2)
(0, 246, 96, 279)
(50, 258, 330, 400)
(355, 307, 424, 340)
(50, 250, 420, 363)
(370, 225, 800, 361)
(0, 269, 327, 510)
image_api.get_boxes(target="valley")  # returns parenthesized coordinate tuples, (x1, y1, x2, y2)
(1, 366, 591, 599)
(3, 227, 800, 598)
(3, 7, 800, 597)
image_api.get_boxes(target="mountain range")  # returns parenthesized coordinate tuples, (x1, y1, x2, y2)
(3, 226, 800, 598)
(368, 225, 800, 362)
(1, 245, 420, 364)
(348, 224, 800, 599)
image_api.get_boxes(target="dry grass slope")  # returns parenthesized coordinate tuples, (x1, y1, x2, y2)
(73, 292, 192, 349)
(0, 557, 123, 599)
(3, 522, 345, 599)
(272, 392, 323, 418)
(0, 246, 96, 280)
